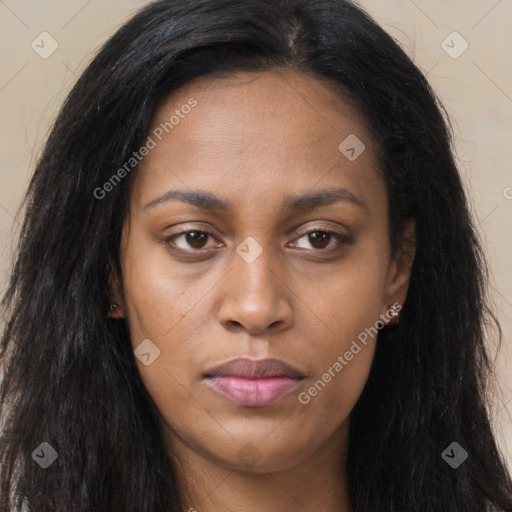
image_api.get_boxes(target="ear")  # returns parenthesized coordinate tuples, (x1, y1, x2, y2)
(381, 220, 416, 323)
(107, 272, 125, 319)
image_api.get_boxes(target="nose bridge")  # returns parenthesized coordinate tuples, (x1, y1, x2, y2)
(233, 234, 280, 299)
(217, 233, 293, 333)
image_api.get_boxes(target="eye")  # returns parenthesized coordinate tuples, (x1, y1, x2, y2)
(164, 227, 351, 255)
(166, 230, 220, 251)
(292, 229, 351, 251)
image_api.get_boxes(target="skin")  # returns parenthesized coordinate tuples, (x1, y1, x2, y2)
(109, 68, 415, 512)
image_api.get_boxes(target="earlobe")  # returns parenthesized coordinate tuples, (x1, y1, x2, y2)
(107, 273, 125, 319)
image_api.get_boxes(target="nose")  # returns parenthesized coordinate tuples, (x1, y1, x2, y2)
(217, 244, 294, 335)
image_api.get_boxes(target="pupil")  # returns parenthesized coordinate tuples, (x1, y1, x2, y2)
(310, 231, 329, 249)
(187, 231, 207, 248)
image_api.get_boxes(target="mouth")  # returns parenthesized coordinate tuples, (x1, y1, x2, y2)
(202, 357, 305, 407)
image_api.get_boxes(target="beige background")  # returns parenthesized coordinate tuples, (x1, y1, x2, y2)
(1, 0, 511, 470)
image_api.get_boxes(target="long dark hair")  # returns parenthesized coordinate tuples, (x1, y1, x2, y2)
(1, 0, 511, 510)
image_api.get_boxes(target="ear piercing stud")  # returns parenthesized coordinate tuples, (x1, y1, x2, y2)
(388, 303, 401, 324)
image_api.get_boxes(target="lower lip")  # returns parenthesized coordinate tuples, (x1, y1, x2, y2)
(204, 376, 303, 407)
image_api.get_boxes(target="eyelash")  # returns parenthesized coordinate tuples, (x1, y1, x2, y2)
(164, 227, 351, 255)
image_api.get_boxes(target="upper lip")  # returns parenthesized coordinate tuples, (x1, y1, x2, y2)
(203, 357, 305, 379)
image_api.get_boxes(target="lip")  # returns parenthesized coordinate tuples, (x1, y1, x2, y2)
(203, 357, 305, 407)
(204, 357, 305, 379)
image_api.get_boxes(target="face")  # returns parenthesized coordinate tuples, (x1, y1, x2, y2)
(110, 69, 414, 474)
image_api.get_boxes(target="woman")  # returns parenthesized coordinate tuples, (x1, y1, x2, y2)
(1, 0, 511, 510)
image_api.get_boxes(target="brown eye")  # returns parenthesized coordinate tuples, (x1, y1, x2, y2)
(307, 231, 331, 249)
(167, 230, 218, 251)
(184, 231, 208, 249)
(293, 229, 350, 251)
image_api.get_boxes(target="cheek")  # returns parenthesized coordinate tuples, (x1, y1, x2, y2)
(294, 245, 387, 419)
(298, 337, 376, 419)
(120, 237, 216, 420)
(292, 306, 378, 451)
(302, 243, 389, 341)
(121, 237, 206, 346)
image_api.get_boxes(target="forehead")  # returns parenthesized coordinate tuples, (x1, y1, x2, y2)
(131, 69, 383, 216)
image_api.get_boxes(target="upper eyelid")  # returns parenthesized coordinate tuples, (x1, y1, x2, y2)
(169, 225, 346, 239)
(167, 226, 349, 249)
(166, 220, 350, 237)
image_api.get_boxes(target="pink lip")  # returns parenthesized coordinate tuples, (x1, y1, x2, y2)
(205, 376, 303, 407)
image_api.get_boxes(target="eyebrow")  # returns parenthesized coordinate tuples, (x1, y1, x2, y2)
(144, 187, 367, 212)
